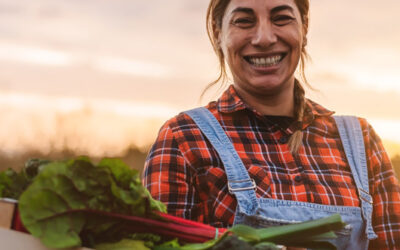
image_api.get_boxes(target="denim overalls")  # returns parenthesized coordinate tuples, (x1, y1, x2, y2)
(185, 108, 378, 250)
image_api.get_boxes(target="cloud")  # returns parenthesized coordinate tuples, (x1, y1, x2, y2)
(0, 43, 75, 66)
(0, 41, 172, 81)
(306, 78, 400, 120)
(93, 57, 171, 78)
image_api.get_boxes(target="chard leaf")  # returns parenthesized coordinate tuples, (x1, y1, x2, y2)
(19, 162, 88, 248)
(253, 242, 281, 250)
(98, 158, 138, 187)
(24, 159, 51, 179)
(183, 240, 221, 250)
(154, 238, 182, 250)
(0, 169, 13, 197)
(0, 168, 31, 199)
(228, 224, 261, 242)
(95, 239, 150, 250)
(19, 157, 166, 248)
(230, 214, 345, 244)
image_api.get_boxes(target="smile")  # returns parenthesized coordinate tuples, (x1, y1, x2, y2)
(244, 54, 286, 67)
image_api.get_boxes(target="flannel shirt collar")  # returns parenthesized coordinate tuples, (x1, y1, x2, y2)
(217, 85, 335, 128)
(217, 85, 248, 113)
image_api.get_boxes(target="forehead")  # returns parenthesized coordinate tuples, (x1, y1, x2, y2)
(225, 0, 298, 14)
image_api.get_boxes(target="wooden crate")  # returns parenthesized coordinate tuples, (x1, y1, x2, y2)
(0, 227, 92, 250)
(0, 198, 17, 229)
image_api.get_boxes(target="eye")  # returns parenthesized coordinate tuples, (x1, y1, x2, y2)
(231, 18, 255, 28)
(273, 15, 295, 26)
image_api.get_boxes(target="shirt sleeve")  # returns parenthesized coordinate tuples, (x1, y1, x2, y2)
(142, 120, 203, 222)
(362, 119, 400, 249)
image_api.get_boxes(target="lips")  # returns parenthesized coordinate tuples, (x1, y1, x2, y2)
(243, 53, 287, 67)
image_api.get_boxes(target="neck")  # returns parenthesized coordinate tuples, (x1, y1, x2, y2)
(234, 82, 295, 117)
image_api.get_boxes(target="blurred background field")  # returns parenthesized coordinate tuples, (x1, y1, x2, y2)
(0, 0, 399, 177)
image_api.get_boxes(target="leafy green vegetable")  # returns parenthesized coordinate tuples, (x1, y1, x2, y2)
(0, 169, 30, 199)
(253, 242, 281, 250)
(152, 214, 345, 250)
(5, 156, 345, 250)
(130, 233, 162, 249)
(154, 239, 183, 250)
(229, 214, 344, 249)
(95, 239, 151, 250)
(154, 236, 279, 250)
(0, 159, 50, 199)
(18, 158, 166, 249)
(24, 159, 51, 178)
(208, 235, 254, 250)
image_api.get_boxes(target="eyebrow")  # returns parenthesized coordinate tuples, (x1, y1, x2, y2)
(231, 7, 254, 15)
(231, 5, 294, 16)
(271, 5, 294, 14)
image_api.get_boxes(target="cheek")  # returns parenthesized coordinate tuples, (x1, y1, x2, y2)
(221, 30, 247, 56)
(286, 30, 303, 55)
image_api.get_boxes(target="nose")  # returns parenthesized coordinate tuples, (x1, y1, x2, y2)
(251, 20, 277, 47)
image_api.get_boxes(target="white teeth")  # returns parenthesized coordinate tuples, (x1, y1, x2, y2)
(248, 55, 282, 67)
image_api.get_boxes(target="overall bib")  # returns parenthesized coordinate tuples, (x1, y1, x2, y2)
(185, 108, 378, 250)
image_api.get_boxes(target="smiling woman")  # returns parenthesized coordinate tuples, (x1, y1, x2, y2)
(219, 2, 303, 95)
(208, 0, 309, 154)
(219, 2, 302, 112)
(142, 0, 400, 249)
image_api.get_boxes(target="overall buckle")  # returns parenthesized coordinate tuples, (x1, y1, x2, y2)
(358, 188, 373, 204)
(228, 179, 256, 194)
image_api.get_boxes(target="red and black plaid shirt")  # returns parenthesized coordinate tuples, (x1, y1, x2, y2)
(143, 85, 400, 249)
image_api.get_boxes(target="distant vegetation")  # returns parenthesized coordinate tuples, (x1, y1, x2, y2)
(1, 149, 399, 181)
(0, 146, 149, 174)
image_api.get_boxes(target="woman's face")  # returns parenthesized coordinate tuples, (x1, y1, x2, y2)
(218, 0, 304, 97)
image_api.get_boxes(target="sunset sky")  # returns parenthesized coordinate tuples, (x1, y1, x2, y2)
(0, 0, 399, 157)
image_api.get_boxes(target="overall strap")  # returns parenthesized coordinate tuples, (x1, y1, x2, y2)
(334, 116, 378, 240)
(185, 107, 259, 214)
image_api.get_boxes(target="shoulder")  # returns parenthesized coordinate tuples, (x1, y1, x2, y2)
(356, 117, 377, 138)
(332, 115, 377, 140)
(327, 115, 374, 138)
(158, 101, 220, 138)
(331, 115, 387, 158)
(304, 100, 378, 141)
(355, 117, 386, 154)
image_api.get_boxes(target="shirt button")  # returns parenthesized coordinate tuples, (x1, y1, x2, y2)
(279, 137, 288, 144)
(295, 175, 302, 182)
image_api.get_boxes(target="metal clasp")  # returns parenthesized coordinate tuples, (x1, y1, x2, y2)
(228, 179, 256, 194)
(358, 188, 373, 204)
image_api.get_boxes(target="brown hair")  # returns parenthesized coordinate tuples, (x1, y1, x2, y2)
(205, 0, 310, 154)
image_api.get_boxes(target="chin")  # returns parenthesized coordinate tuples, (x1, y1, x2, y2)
(250, 79, 286, 93)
